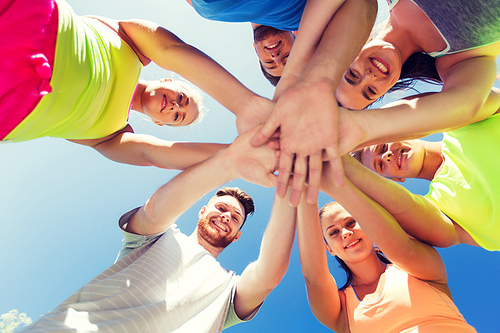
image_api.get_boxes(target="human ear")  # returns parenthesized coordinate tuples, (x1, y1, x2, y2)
(198, 206, 206, 218)
(232, 231, 242, 243)
(391, 177, 406, 183)
(325, 243, 335, 256)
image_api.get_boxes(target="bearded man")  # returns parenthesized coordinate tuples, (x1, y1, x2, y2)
(24, 128, 297, 332)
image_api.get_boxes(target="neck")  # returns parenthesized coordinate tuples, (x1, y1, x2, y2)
(417, 141, 444, 181)
(376, 17, 421, 64)
(189, 228, 224, 258)
(348, 251, 387, 287)
(131, 81, 147, 113)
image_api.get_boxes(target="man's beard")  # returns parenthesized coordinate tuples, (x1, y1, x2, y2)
(197, 215, 235, 248)
(253, 25, 283, 43)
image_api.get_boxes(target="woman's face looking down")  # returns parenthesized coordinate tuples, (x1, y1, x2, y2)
(336, 39, 402, 110)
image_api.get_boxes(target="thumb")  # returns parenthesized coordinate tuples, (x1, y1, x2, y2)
(250, 112, 280, 147)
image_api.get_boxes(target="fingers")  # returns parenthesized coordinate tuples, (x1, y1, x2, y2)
(250, 112, 280, 147)
(326, 146, 345, 188)
(267, 139, 280, 150)
(306, 153, 322, 204)
(289, 155, 308, 207)
(276, 150, 294, 199)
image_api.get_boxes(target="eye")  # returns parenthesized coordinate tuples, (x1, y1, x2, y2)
(349, 69, 359, 79)
(347, 220, 356, 228)
(382, 143, 388, 153)
(179, 93, 184, 104)
(329, 229, 339, 237)
(174, 112, 179, 122)
(368, 86, 376, 95)
(379, 161, 383, 172)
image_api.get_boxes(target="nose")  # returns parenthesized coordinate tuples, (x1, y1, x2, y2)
(365, 68, 377, 79)
(271, 51, 281, 64)
(342, 228, 353, 239)
(169, 101, 179, 111)
(220, 212, 230, 223)
(382, 150, 393, 163)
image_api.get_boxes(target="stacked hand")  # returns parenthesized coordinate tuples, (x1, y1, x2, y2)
(250, 79, 345, 206)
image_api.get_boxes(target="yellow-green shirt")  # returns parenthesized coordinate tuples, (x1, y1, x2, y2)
(425, 113, 500, 251)
(5, 0, 142, 141)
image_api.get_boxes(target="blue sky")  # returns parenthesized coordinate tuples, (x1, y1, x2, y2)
(1, 0, 499, 332)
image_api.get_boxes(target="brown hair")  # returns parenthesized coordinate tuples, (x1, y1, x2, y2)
(213, 187, 255, 226)
(259, 61, 280, 86)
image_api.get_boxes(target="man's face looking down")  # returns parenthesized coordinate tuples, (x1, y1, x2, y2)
(253, 25, 296, 77)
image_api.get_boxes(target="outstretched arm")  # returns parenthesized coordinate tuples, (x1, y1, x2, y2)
(297, 194, 348, 332)
(124, 127, 278, 236)
(321, 162, 449, 289)
(252, 0, 378, 206)
(233, 190, 297, 319)
(70, 125, 227, 170)
(323, 155, 458, 248)
(118, 20, 272, 125)
(338, 58, 500, 154)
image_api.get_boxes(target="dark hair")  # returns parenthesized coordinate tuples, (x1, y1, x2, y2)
(214, 187, 255, 226)
(349, 149, 363, 164)
(389, 52, 442, 93)
(319, 202, 392, 291)
(259, 61, 280, 86)
(335, 249, 391, 290)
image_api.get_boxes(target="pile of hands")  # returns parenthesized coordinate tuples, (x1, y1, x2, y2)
(231, 79, 367, 207)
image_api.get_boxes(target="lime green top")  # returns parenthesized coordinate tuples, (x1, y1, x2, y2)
(5, 0, 143, 141)
(425, 113, 500, 251)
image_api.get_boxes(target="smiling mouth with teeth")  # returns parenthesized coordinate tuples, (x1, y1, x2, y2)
(211, 218, 228, 232)
(161, 95, 167, 112)
(370, 58, 389, 75)
(264, 40, 281, 51)
(345, 239, 361, 249)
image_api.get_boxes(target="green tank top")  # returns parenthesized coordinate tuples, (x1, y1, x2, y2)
(425, 113, 500, 251)
(5, 0, 142, 141)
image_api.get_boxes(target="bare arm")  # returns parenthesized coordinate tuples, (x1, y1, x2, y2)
(124, 127, 278, 235)
(252, 0, 378, 206)
(325, 155, 458, 247)
(70, 125, 227, 170)
(233, 191, 297, 319)
(273, 0, 351, 99)
(339, 57, 500, 153)
(321, 162, 449, 286)
(119, 20, 271, 120)
(297, 194, 348, 332)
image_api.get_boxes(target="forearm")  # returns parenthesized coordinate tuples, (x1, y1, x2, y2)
(326, 156, 457, 247)
(120, 20, 258, 117)
(297, 194, 343, 330)
(297, 197, 333, 287)
(274, 0, 348, 99)
(299, 0, 376, 87)
(137, 148, 236, 234)
(235, 192, 297, 318)
(96, 132, 228, 170)
(358, 58, 499, 147)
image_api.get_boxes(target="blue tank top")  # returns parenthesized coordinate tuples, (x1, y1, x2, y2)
(192, 0, 306, 31)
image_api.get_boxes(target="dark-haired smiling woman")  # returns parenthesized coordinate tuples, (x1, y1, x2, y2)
(297, 161, 477, 333)
(333, 0, 500, 162)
